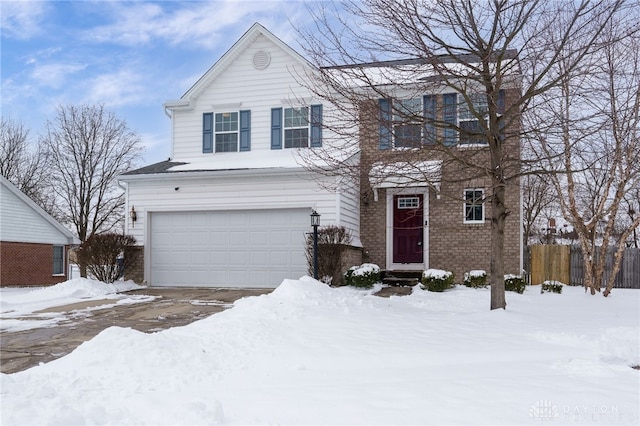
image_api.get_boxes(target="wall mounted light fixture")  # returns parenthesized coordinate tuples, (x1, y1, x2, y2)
(129, 206, 137, 226)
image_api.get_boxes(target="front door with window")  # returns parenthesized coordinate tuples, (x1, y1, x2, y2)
(393, 195, 424, 264)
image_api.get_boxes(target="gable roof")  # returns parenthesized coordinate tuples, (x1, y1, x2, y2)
(164, 22, 314, 111)
(0, 175, 79, 244)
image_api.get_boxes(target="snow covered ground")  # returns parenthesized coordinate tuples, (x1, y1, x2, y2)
(0, 278, 145, 332)
(1, 277, 638, 425)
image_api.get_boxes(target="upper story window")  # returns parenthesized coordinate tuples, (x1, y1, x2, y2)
(458, 94, 488, 145)
(271, 105, 323, 149)
(203, 110, 251, 153)
(393, 98, 422, 148)
(284, 107, 309, 148)
(380, 91, 503, 149)
(464, 188, 485, 223)
(215, 112, 239, 152)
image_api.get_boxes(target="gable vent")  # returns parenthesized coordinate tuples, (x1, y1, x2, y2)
(253, 50, 271, 70)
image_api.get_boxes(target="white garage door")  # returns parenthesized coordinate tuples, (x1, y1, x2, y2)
(150, 209, 309, 288)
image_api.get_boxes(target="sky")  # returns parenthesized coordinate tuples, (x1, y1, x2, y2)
(2, 276, 639, 424)
(1, 0, 327, 167)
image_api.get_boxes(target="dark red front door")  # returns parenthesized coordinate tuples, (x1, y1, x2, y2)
(393, 195, 424, 264)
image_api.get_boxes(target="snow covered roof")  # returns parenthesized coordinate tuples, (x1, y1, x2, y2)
(369, 160, 442, 191)
(119, 149, 309, 180)
(323, 50, 520, 89)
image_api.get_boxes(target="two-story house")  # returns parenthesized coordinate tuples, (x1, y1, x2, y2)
(120, 23, 522, 287)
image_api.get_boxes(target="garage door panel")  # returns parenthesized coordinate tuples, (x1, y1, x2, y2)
(228, 213, 248, 226)
(150, 209, 308, 288)
(250, 231, 267, 246)
(189, 232, 209, 247)
(211, 230, 228, 244)
(269, 250, 290, 266)
(229, 230, 249, 246)
(251, 251, 267, 265)
(269, 230, 291, 246)
(210, 251, 228, 266)
(190, 213, 209, 227)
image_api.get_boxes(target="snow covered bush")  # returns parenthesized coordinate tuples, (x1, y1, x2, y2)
(306, 225, 353, 285)
(76, 233, 139, 283)
(463, 270, 487, 288)
(344, 263, 380, 288)
(421, 269, 454, 292)
(504, 275, 526, 294)
(541, 281, 563, 294)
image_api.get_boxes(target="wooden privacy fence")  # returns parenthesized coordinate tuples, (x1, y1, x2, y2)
(527, 244, 640, 288)
(530, 245, 571, 285)
(569, 246, 640, 288)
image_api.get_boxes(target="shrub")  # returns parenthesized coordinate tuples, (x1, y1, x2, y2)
(76, 233, 138, 283)
(344, 263, 380, 288)
(306, 225, 352, 285)
(504, 274, 526, 294)
(541, 281, 563, 294)
(463, 270, 487, 288)
(421, 269, 454, 292)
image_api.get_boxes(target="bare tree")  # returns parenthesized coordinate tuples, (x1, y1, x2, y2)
(296, 0, 627, 309)
(41, 104, 143, 276)
(623, 191, 639, 248)
(522, 174, 559, 246)
(536, 21, 640, 295)
(0, 117, 52, 212)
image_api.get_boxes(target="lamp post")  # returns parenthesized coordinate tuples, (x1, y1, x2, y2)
(310, 210, 320, 279)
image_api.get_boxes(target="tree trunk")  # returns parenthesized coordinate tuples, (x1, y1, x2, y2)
(79, 262, 88, 278)
(490, 179, 507, 310)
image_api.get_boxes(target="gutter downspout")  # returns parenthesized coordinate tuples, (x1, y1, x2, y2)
(164, 106, 174, 160)
(117, 180, 129, 235)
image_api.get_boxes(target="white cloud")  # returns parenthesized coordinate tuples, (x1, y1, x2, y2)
(30, 63, 87, 89)
(83, 69, 146, 107)
(0, 0, 48, 40)
(84, 1, 300, 50)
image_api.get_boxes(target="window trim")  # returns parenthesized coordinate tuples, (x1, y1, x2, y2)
(458, 93, 489, 146)
(392, 98, 423, 149)
(284, 106, 310, 149)
(203, 110, 251, 153)
(53, 245, 64, 276)
(463, 188, 485, 224)
(272, 105, 322, 149)
(214, 111, 239, 153)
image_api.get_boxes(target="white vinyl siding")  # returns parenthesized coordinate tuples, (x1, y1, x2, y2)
(123, 171, 361, 282)
(0, 183, 73, 245)
(171, 34, 317, 161)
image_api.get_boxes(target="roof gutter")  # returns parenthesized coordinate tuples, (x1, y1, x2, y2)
(117, 166, 309, 182)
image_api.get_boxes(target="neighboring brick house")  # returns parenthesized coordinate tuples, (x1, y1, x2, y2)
(119, 23, 522, 288)
(1, 176, 79, 286)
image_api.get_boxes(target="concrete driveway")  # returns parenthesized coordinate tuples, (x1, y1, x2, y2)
(0, 287, 271, 374)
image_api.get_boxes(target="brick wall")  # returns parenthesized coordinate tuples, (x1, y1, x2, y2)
(358, 90, 522, 282)
(123, 246, 145, 284)
(0, 241, 69, 286)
